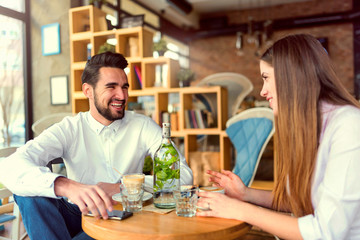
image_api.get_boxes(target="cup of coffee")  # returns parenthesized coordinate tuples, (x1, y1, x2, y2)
(122, 173, 145, 191)
(199, 186, 225, 194)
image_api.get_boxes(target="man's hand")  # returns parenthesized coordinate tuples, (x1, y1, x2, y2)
(54, 177, 120, 219)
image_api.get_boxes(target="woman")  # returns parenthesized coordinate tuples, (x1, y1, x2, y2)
(197, 34, 360, 239)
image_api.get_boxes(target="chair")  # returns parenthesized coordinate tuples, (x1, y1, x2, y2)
(196, 72, 253, 118)
(31, 112, 73, 137)
(31, 112, 73, 173)
(225, 107, 275, 187)
(0, 147, 25, 240)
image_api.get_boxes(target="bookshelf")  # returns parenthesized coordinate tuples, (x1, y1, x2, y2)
(69, 5, 232, 176)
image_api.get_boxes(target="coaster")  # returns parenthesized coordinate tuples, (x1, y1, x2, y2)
(142, 204, 175, 214)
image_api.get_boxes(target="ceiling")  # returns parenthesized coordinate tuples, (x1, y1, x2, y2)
(134, 0, 312, 29)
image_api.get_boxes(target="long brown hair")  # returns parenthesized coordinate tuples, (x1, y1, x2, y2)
(261, 34, 360, 217)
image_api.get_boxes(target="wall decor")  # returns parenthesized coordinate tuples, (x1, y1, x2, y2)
(42, 23, 61, 56)
(50, 75, 69, 105)
(121, 15, 144, 28)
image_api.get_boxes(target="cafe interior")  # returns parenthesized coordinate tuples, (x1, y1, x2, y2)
(1, 0, 359, 239)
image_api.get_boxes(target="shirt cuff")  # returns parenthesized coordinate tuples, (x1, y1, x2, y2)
(298, 214, 322, 240)
(16, 170, 63, 199)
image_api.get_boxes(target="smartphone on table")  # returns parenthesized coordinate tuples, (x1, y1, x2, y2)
(87, 210, 133, 220)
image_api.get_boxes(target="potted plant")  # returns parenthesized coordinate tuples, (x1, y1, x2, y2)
(97, 42, 115, 54)
(143, 156, 153, 175)
(176, 68, 195, 87)
(89, 0, 107, 9)
(153, 38, 168, 56)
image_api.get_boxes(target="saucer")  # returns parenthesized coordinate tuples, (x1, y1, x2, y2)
(112, 192, 153, 202)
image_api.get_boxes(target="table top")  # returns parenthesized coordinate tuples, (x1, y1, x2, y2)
(82, 203, 250, 240)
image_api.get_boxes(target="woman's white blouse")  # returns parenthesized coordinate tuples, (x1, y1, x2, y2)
(298, 103, 360, 239)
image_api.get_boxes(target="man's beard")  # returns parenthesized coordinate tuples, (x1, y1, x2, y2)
(94, 94, 126, 121)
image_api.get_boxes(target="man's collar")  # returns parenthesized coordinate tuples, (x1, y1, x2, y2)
(87, 112, 123, 135)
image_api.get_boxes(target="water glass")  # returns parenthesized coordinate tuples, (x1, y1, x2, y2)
(173, 185, 199, 217)
(120, 183, 144, 212)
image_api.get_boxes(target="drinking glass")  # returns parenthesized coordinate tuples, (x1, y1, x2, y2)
(120, 183, 144, 212)
(173, 185, 199, 217)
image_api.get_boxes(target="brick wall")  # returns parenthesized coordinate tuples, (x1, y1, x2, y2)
(190, 0, 355, 100)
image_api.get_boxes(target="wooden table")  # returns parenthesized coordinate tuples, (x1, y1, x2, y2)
(82, 203, 250, 240)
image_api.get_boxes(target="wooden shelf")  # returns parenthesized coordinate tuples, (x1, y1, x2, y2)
(142, 57, 180, 89)
(69, 6, 232, 175)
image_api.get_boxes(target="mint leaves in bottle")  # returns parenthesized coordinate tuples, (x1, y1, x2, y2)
(153, 123, 180, 209)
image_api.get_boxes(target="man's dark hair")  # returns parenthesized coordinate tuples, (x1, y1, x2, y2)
(81, 51, 128, 87)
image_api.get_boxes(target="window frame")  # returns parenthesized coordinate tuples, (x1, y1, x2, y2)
(0, 0, 33, 141)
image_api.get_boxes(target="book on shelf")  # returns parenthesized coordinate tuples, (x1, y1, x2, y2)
(183, 109, 213, 129)
(154, 64, 162, 87)
(195, 109, 205, 129)
(190, 110, 198, 129)
(184, 110, 191, 129)
(170, 112, 179, 131)
(134, 65, 142, 89)
(162, 64, 168, 88)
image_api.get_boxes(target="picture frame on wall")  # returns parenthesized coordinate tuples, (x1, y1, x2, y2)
(41, 23, 61, 56)
(50, 75, 69, 105)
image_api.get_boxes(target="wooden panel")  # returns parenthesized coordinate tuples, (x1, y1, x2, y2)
(74, 98, 89, 113)
(72, 39, 91, 62)
(220, 134, 232, 170)
(69, 6, 91, 34)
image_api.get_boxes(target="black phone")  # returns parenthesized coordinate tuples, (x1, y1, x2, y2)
(87, 210, 133, 220)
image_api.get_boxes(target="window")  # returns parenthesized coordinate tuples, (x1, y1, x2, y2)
(0, 0, 25, 13)
(0, 0, 30, 147)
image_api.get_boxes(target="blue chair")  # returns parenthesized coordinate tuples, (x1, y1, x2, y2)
(226, 107, 275, 187)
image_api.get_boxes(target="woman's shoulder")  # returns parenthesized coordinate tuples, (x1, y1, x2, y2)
(322, 102, 360, 133)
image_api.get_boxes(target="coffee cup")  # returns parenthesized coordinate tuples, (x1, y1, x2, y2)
(199, 186, 225, 194)
(122, 173, 145, 191)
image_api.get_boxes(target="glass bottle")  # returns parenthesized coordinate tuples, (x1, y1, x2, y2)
(153, 122, 180, 208)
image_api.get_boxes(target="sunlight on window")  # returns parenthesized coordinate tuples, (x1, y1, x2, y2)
(0, 14, 25, 147)
(0, 0, 25, 13)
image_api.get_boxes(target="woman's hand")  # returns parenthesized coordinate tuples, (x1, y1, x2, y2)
(196, 191, 244, 220)
(207, 170, 249, 201)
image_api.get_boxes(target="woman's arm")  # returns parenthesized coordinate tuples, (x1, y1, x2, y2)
(197, 192, 302, 240)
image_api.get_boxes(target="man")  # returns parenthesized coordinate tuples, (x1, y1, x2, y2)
(0, 52, 193, 239)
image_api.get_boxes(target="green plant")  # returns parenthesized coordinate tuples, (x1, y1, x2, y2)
(153, 143, 180, 192)
(97, 42, 115, 54)
(176, 68, 195, 82)
(153, 38, 168, 53)
(143, 155, 153, 174)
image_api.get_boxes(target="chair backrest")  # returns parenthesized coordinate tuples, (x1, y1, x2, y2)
(31, 112, 73, 137)
(0, 147, 17, 158)
(225, 107, 275, 187)
(32, 113, 73, 174)
(196, 72, 253, 117)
